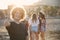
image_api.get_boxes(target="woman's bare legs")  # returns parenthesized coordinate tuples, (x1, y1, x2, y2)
(40, 32, 45, 40)
(30, 32, 39, 40)
(35, 32, 39, 40)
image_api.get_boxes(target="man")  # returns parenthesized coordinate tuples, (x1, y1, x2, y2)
(5, 7, 28, 40)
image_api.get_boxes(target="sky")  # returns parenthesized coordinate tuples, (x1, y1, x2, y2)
(0, 0, 60, 9)
(0, 0, 40, 9)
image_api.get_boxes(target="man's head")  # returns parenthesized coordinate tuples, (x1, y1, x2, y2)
(10, 7, 26, 22)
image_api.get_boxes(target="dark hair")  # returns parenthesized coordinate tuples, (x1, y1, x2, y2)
(39, 12, 45, 19)
(39, 12, 43, 15)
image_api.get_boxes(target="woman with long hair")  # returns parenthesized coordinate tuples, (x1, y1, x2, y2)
(39, 12, 46, 40)
(28, 14, 40, 40)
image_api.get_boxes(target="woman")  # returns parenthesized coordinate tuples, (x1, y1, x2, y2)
(4, 7, 28, 40)
(39, 12, 46, 40)
(28, 14, 40, 40)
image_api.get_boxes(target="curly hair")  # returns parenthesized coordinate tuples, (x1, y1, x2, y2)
(10, 7, 26, 21)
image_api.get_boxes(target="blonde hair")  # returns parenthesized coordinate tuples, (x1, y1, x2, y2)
(31, 14, 37, 22)
(10, 6, 26, 21)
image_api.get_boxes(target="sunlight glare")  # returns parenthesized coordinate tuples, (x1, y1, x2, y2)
(0, 0, 40, 9)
